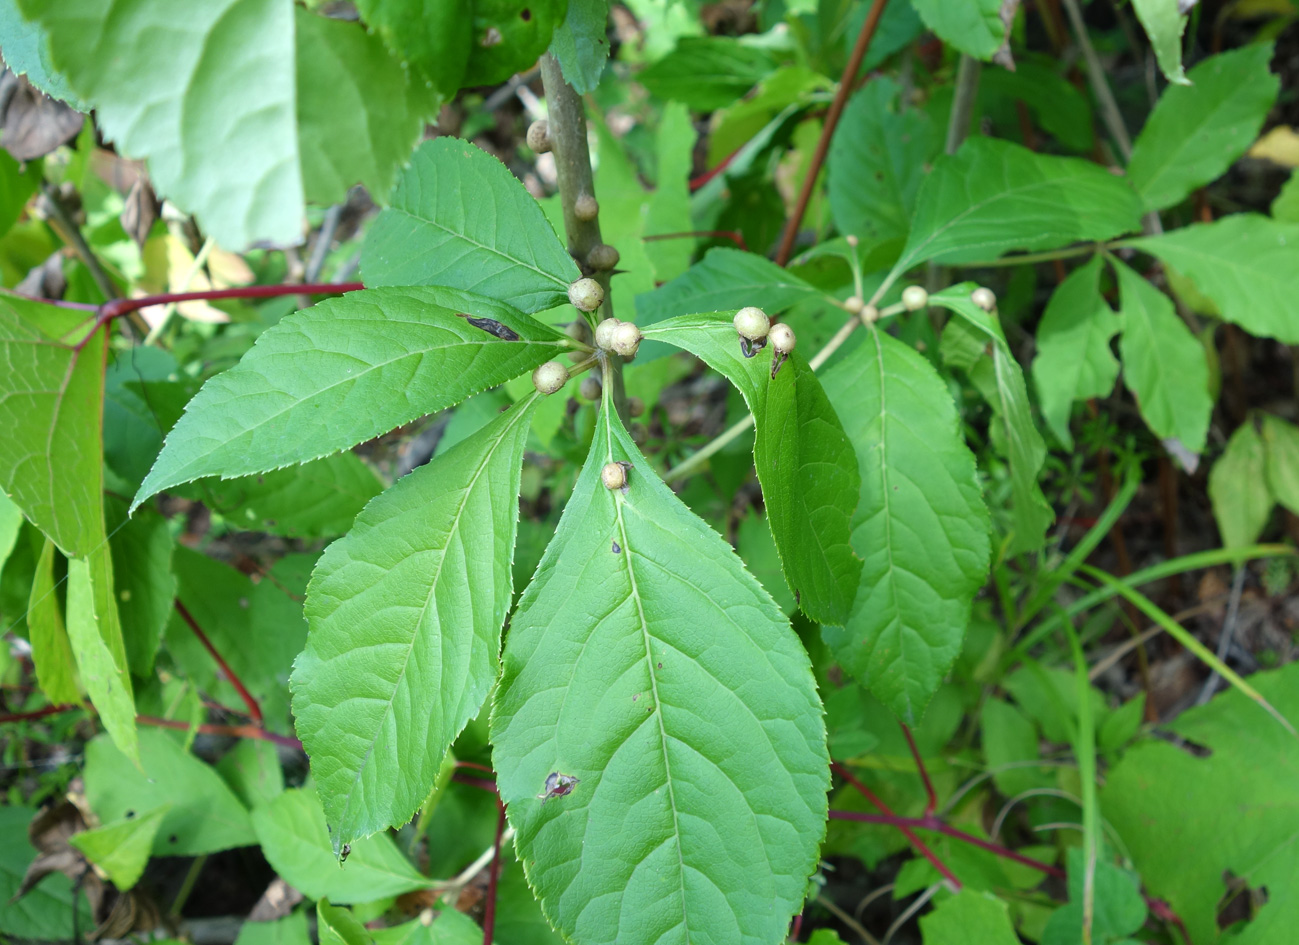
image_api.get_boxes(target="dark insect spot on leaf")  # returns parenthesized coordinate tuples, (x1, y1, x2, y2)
(633, 693, 638, 701)
(169, 834, 178, 844)
(459, 313, 520, 341)
(520, 7, 531, 19)
(124, 810, 135, 819)
(537, 771, 580, 804)
(657, 661, 662, 669)
(340, 843, 352, 863)
(795, 589, 801, 606)
(257, 476, 265, 484)
(612, 541, 621, 554)
(266, 519, 277, 527)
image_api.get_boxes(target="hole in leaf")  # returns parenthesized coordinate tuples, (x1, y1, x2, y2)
(520, 7, 532, 19)
(1217, 871, 1267, 930)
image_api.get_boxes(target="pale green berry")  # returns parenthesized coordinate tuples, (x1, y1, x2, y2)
(601, 462, 627, 490)
(769, 322, 796, 355)
(532, 361, 569, 395)
(733, 306, 770, 341)
(594, 317, 621, 349)
(569, 277, 604, 313)
(610, 322, 642, 358)
(971, 287, 997, 312)
(901, 286, 929, 311)
(580, 376, 602, 401)
(844, 296, 864, 315)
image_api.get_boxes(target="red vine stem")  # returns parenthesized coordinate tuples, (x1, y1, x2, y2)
(174, 599, 263, 727)
(0, 703, 77, 724)
(831, 761, 962, 891)
(899, 723, 938, 816)
(774, 0, 890, 266)
(98, 281, 364, 321)
(482, 801, 508, 945)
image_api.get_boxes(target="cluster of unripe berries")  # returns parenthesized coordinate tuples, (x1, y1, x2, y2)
(533, 279, 646, 395)
(843, 284, 996, 323)
(733, 305, 795, 375)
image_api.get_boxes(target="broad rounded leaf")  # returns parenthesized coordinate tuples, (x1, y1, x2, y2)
(292, 395, 539, 849)
(1209, 422, 1272, 550)
(1031, 256, 1121, 447)
(362, 138, 579, 313)
(1111, 257, 1212, 454)
(828, 78, 938, 245)
(909, 0, 1004, 61)
(1127, 215, 1299, 344)
(1128, 44, 1278, 210)
(133, 287, 569, 509)
(492, 401, 828, 945)
(353, 0, 471, 94)
(644, 313, 862, 625)
(252, 789, 429, 904)
(891, 137, 1144, 279)
(821, 328, 991, 722)
(920, 889, 1020, 945)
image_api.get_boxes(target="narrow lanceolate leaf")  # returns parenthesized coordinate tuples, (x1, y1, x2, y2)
(930, 286, 1053, 554)
(636, 248, 821, 327)
(66, 551, 137, 764)
(1209, 422, 1272, 550)
(18, 1, 433, 250)
(1127, 216, 1299, 344)
(0, 295, 105, 557)
(828, 78, 939, 244)
(28, 539, 79, 704)
(908, 0, 1004, 61)
(1031, 256, 1121, 447)
(292, 395, 539, 850)
(644, 313, 862, 625)
(1131, 0, 1190, 86)
(1111, 257, 1212, 454)
(1127, 45, 1278, 210)
(820, 327, 990, 722)
(891, 137, 1144, 279)
(362, 139, 579, 313)
(1261, 415, 1299, 516)
(491, 401, 828, 945)
(133, 287, 569, 510)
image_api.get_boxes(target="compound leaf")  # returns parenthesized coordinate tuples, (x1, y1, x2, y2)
(133, 287, 568, 509)
(1111, 257, 1212, 454)
(1031, 256, 1121, 447)
(251, 789, 429, 904)
(491, 400, 828, 945)
(362, 139, 578, 313)
(820, 327, 990, 722)
(293, 395, 539, 850)
(644, 313, 862, 625)
(1126, 215, 1299, 344)
(892, 137, 1143, 278)
(1128, 45, 1278, 210)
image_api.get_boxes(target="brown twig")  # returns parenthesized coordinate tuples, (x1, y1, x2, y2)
(774, 0, 890, 266)
(173, 599, 263, 727)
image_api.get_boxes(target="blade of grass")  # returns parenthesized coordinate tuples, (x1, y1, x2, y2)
(1078, 564, 1296, 736)
(1061, 612, 1098, 945)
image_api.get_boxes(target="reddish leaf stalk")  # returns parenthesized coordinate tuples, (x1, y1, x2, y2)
(899, 723, 938, 816)
(98, 281, 364, 321)
(482, 801, 508, 945)
(831, 761, 961, 890)
(174, 599, 263, 727)
(774, 0, 890, 266)
(452, 774, 500, 794)
(0, 702, 78, 724)
(0, 702, 302, 748)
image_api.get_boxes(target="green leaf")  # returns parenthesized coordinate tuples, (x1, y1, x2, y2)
(372, 910, 481, 945)
(69, 805, 169, 891)
(354, 0, 470, 94)
(491, 400, 828, 945)
(84, 728, 256, 855)
(1102, 662, 1299, 945)
(361, 139, 579, 313)
(1262, 414, 1299, 515)
(1031, 256, 1121, 447)
(1041, 848, 1147, 945)
(106, 497, 175, 677)
(318, 900, 373, 945)
(1274, 170, 1299, 223)
(463, 0, 567, 87)
(292, 395, 539, 850)
(1125, 215, 1299, 344)
(0, 0, 84, 106)
(1209, 422, 1272, 550)
(644, 102, 696, 283)
(644, 313, 862, 624)
(234, 912, 312, 945)
(134, 287, 568, 508)
(1130, 0, 1190, 86)
(28, 539, 79, 704)
(0, 295, 105, 557)
(0, 491, 21, 575)
(920, 889, 1020, 945)
(979, 59, 1094, 153)
(980, 698, 1048, 799)
(828, 77, 939, 245)
(18, 1, 432, 250)
(0, 150, 40, 238)
(1127, 45, 1278, 210)
(250, 789, 429, 903)
(66, 551, 137, 763)
(891, 137, 1144, 279)
(216, 739, 285, 811)
(909, 0, 1005, 61)
(184, 451, 383, 539)
(167, 547, 308, 732)
(930, 286, 1053, 554)
(639, 36, 779, 111)
(820, 327, 991, 721)
(294, 7, 434, 208)
(636, 247, 822, 327)
(550, 0, 611, 93)
(0, 806, 94, 940)
(1111, 256, 1212, 454)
